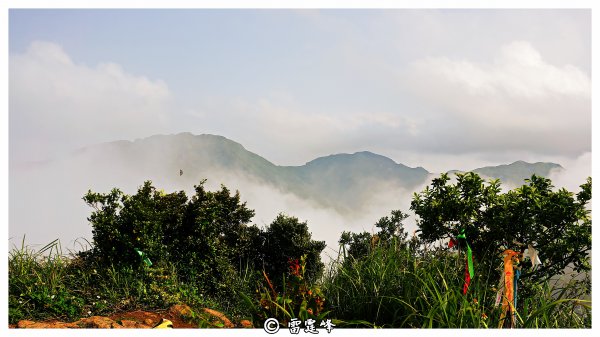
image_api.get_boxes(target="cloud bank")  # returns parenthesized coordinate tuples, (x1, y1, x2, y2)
(405, 40, 590, 158)
(10, 41, 173, 162)
(9, 10, 591, 255)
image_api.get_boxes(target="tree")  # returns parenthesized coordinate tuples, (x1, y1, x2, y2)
(260, 214, 326, 286)
(83, 182, 188, 268)
(410, 172, 591, 283)
(83, 180, 257, 295)
(338, 210, 411, 261)
(373, 210, 410, 243)
(165, 180, 255, 292)
(83, 180, 329, 298)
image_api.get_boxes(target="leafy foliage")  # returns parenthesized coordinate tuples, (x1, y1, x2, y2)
(259, 214, 326, 286)
(82, 180, 326, 306)
(243, 255, 328, 327)
(83, 180, 256, 296)
(338, 210, 411, 261)
(410, 173, 591, 283)
(9, 175, 591, 328)
(325, 227, 590, 328)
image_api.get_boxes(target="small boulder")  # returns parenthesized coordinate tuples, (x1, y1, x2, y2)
(121, 319, 150, 329)
(202, 308, 234, 328)
(17, 320, 77, 329)
(78, 316, 123, 329)
(169, 304, 193, 319)
(239, 319, 254, 328)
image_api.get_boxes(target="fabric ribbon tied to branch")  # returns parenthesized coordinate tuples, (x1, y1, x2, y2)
(134, 248, 153, 267)
(457, 230, 474, 294)
(497, 249, 521, 329)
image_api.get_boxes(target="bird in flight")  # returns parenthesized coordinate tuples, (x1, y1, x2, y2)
(180, 169, 183, 176)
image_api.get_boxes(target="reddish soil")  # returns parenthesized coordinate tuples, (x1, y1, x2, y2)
(10, 304, 254, 329)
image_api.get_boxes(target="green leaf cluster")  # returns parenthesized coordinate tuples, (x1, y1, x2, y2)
(410, 172, 591, 284)
(82, 180, 326, 299)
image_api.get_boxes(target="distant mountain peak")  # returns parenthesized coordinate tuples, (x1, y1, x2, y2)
(306, 150, 391, 163)
(137, 132, 239, 144)
(304, 151, 426, 172)
(18, 132, 568, 220)
(478, 160, 562, 170)
(461, 160, 563, 186)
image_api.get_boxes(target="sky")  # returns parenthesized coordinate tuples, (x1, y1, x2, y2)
(6, 5, 593, 250)
(8, 8, 591, 174)
(1, 3, 596, 334)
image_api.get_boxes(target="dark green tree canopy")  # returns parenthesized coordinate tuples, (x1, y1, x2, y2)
(410, 172, 591, 282)
(84, 180, 256, 293)
(82, 180, 326, 295)
(338, 210, 410, 261)
(260, 214, 326, 286)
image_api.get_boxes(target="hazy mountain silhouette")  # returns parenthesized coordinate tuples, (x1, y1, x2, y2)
(472, 160, 563, 184)
(10, 132, 566, 248)
(59, 132, 561, 212)
(448, 160, 563, 188)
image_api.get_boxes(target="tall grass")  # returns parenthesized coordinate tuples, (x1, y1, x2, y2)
(518, 277, 591, 328)
(8, 238, 256, 325)
(8, 238, 83, 322)
(9, 238, 590, 328)
(322, 241, 591, 328)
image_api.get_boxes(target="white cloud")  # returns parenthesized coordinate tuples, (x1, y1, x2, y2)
(419, 41, 590, 99)
(187, 94, 421, 166)
(405, 40, 590, 157)
(10, 41, 173, 162)
(548, 152, 591, 193)
(7, 12, 592, 260)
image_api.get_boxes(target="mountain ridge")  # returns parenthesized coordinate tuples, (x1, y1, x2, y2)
(53, 132, 561, 179)
(9, 132, 567, 248)
(23, 132, 562, 213)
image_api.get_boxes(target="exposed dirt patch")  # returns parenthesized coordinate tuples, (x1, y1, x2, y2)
(11, 304, 254, 329)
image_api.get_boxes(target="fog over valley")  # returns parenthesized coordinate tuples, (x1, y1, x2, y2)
(9, 133, 588, 260)
(8, 10, 591, 260)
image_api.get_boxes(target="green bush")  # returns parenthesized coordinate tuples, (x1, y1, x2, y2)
(82, 180, 256, 297)
(9, 176, 590, 328)
(323, 239, 590, 328)
(82, 180, 326, 310)
(259, 214, 326, 287)
(411, 173, 592, 284)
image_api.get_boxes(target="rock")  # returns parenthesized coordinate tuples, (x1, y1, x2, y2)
(16, 320, 38, 329)
(169, 304, 193, 319)
(239, 319, 254, 328)
(202, 308, 234, 328)
(13, 304, 244, 329)
(16, 320, 78, 328)
(78, 316, 123, 329)
(121, 319, 150, 329)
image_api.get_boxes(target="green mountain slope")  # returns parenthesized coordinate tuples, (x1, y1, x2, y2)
(472, 160, 563, 185)
(61, 133, 563, 212)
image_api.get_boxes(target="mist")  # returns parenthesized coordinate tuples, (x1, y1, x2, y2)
(12, 135, 590, 265)
(9, 11, 590, 260)
(548, 152, 592, 193)
(233, 174, 434, 262)
(9, 139, 436, 263)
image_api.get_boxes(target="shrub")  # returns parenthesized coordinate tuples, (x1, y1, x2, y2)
(82, 180, 255, 297)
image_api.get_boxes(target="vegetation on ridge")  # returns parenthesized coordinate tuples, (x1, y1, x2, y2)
(9, 173, 591, 328)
